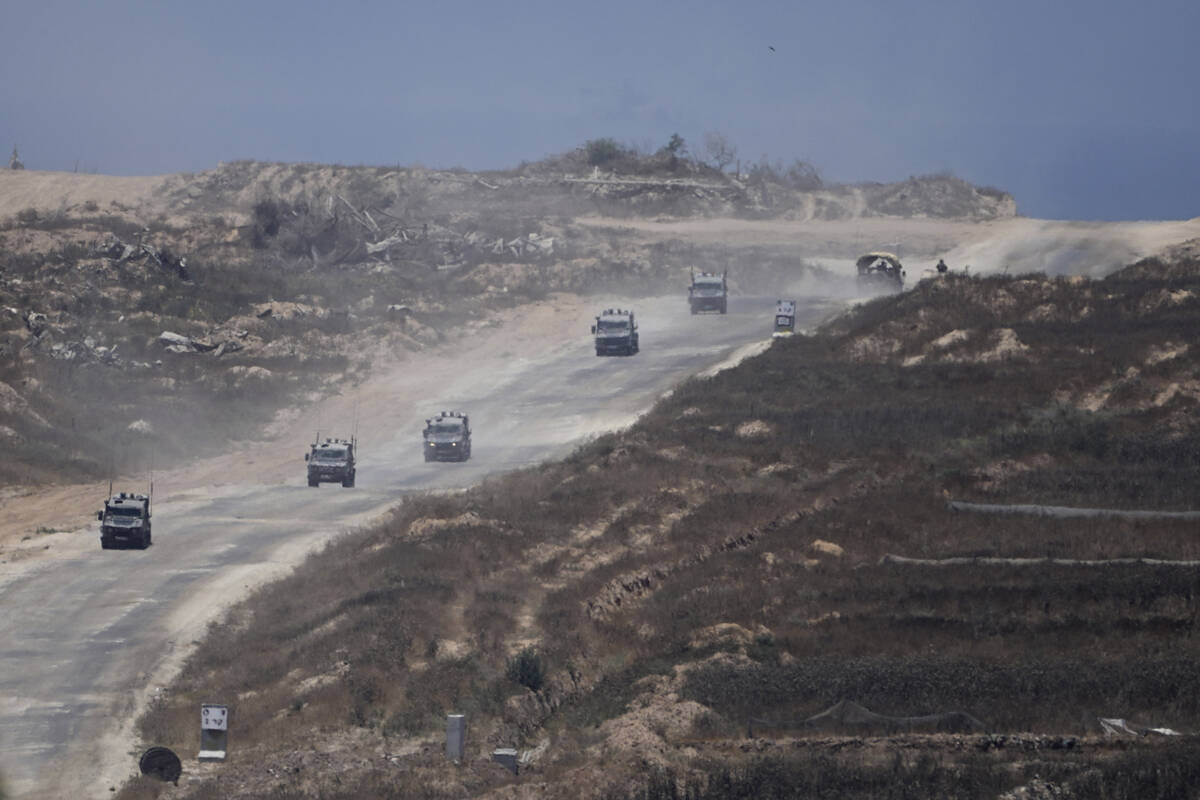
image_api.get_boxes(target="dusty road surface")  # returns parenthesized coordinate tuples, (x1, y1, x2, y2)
(0, 291, 837, 798)
(582, 216, 1200, 277)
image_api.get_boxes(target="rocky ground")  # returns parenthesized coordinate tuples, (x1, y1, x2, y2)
(113, 237, 1200, 799)
(0, 155, 1030, 548)
(5, 152, 1200, 800)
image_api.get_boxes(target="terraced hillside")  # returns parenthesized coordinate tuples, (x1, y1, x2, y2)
(120, 246, 1200, 799)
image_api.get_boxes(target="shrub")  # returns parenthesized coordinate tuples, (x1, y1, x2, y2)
(586, 138, 623, 167)
(506, 647, 545, 692)
(251, 198, 284, 247)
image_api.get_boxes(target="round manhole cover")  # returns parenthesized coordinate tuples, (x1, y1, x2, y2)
(139, 746, 182, 783)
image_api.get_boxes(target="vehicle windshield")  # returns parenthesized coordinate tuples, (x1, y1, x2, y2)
(428, 422, 464, 434)
(597, 319, 630, 332)
(694, 284, 723, 296)
(106, 506, 143, 518)
(312, 447, 348, 462)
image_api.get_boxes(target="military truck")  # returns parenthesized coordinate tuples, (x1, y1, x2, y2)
(98, 491, 152, 549)
(591, 308, 639, 356)
(773, 299, 797, 337)
(688, 270, 728, 314)
(305, 437, 357, 487)
(856, 252, 905, 291)
(423, 411, 472, 462)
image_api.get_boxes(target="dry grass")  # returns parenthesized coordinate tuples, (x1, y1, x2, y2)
(121, 260, 1200, 798)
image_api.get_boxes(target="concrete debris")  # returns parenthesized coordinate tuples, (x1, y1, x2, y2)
(190, 338, 219, 353)
(93, 234, 190, 280)
(252, 302, 314, 321)
(212, 340, 243, 357)
(366, 232, 408, 254)
(159, 330, 242, 357)
(23, 312, 48, 336)
(1099, 717, 1181, 737)
(488, 232, 554, 257)
(158, 331, 193, 347)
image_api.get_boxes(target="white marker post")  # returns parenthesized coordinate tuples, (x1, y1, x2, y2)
(446, 714, 466, 763)
(198, 704, 229, 762)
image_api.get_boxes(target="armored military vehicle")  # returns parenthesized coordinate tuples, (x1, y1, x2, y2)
(773, 299, 797, 337)
(306, 437, 357, 487)
(423, 411, 472, 462)
(688, 270, 728, 314)
(856, 252, 905, 291)
(591, 308, 639, 356)
(98, 491, 152, 549)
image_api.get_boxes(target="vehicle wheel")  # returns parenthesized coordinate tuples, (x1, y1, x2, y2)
(343, 474, 355, 488)
(690, 306, 697, 315)
(101, 539, 112, 550)
(720, 301, 727, 314)
(424, 451, 433, 462)
(141, 532, 151, 549)
(308, 478, 319, 487)
(595, 349, 604, 357)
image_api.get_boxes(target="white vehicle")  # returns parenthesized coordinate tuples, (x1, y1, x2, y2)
(773, 299, 796, 337)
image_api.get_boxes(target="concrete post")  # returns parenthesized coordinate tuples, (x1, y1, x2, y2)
(445, 714, 466, 762)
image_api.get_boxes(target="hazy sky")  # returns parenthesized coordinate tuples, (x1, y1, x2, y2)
(3, 0, 1197, 220)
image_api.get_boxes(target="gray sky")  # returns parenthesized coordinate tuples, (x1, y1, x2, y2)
(3, 0, 1198, 220)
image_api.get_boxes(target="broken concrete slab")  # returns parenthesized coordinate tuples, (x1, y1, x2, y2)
(158, 331, 193, 348)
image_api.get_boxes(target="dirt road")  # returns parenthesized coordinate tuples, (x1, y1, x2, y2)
(582, 215, 1200, 277)
(0, 291, 837, 798)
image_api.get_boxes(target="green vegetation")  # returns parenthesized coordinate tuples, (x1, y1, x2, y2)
(586, 138, 624, 166)
(506, 647, 546, 692)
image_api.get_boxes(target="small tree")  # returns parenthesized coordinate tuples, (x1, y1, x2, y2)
(585, 138, 622, 167)
(703, 132, 737, 172)
(785, 159, 823, 190)
(664, 133, 686, 156)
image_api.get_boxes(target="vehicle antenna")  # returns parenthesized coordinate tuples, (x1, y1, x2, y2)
(353, 396, 361, 451)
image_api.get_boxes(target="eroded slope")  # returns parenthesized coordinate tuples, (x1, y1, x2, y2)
(121, 246, 1200, 799)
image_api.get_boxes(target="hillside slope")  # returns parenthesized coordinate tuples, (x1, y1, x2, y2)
(121, 247, 1200, 799)
(1, 157, 1013, 487)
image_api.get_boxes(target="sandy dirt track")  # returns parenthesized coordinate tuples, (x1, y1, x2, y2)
(0, 296, 595, 564)
(581, 215, 1200, 277)
(4, 206, 1199, 566)
(1, 288, 817, 798)
(3, 166, 1200, 798)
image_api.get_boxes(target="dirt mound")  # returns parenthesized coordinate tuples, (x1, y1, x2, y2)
(1113, 236, 1200, 280)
